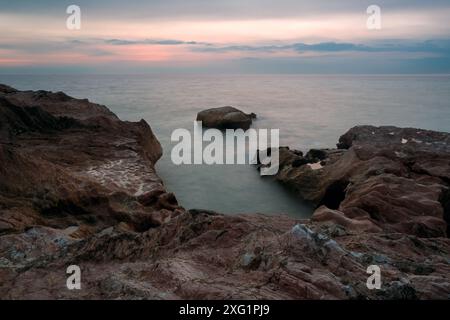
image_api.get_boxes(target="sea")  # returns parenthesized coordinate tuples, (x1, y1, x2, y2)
(1, 74, 449, 217)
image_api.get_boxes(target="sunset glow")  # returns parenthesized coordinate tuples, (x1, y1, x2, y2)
(1, 1, 450, 73)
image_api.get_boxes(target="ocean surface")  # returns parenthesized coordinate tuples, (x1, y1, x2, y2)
(1, 74, 449, 217)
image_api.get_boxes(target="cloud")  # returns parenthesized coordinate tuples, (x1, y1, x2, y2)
(1, 0, 450, 20)
(193, 40, 450, 56)
(2, 36, 449, 73)
(1, 0, 449, 73)
(103, 39, 211, 46)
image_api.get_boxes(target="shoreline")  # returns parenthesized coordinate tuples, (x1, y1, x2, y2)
(0, 84, 449, 299)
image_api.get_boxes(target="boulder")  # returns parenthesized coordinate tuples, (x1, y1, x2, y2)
(197, 106, 256, 130)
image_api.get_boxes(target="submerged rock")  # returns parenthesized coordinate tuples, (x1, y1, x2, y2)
(196, 106, 256, 130)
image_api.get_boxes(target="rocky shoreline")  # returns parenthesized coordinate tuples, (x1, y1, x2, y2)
(0, 85, 449, 299)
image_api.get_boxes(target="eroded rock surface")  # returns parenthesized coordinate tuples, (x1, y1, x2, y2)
(1, 86, 449, 300)
(275, 126, 450, 238)
(0, 84, 182, 238)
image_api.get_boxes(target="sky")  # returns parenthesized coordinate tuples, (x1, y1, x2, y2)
(1, 0, 450, 74)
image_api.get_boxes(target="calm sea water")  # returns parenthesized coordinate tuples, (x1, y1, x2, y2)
(1, 74, 449, 217)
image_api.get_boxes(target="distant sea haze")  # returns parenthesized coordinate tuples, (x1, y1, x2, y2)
(1, 74, 449, 216)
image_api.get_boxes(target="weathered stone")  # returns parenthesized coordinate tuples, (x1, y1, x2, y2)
(196, 106, 256, 130)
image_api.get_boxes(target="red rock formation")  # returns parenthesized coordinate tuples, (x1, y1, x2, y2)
(1, 86, 449, 300)
(0, 84, 180, 236)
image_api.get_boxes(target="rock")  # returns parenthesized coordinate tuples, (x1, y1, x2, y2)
(240, 252, 262, 270)
(0, 84, 17, 94)
(305, 149, 329, 162)
(274, 125, 450, 238)
(137, 187, 166, 206)
(312, 206, 382, 233)
(196, 106, 256, 130)
(378, 281, 418, 300)
(0, 84, 175, 236)
(292, 157, 309, 168)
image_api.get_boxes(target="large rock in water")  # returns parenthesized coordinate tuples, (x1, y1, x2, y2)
(197, 106, 256, 130)
(1, 86, 449, 299)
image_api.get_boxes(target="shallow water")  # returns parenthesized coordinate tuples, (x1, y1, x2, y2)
(1, 74, 449, 217)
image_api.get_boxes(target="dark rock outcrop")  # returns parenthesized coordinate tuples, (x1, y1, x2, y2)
(0, 84, 179, 237)
(275, 126, 450, 238)
(197, 106, 256, 130)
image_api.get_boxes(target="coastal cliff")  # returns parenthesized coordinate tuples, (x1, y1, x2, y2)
(0, 85, 449, 299)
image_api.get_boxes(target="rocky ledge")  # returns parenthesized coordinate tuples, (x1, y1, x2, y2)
(1, 85, 449, 300)
(273, 126, 450, 238)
